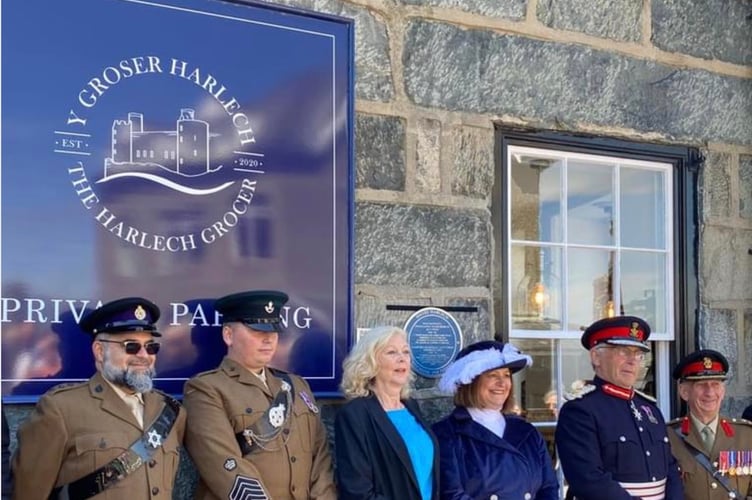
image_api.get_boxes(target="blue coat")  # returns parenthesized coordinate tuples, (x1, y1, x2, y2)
(555, 377, 683, 500)
(432, 407, 559, 500)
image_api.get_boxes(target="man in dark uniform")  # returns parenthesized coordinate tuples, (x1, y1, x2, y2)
(667, 349, 752, 499)
(555, 316, 683, 500)
(183, 290, 336, 500)
(12, 297, 186, 500)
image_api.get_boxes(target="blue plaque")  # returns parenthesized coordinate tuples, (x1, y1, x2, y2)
(404, 307, 462, 378)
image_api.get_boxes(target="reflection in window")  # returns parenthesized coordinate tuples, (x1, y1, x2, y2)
(508, 146, 672, 337)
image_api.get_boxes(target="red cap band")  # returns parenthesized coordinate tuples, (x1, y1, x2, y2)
(588, 325, 645, 348)
(681, 360, 724, 377)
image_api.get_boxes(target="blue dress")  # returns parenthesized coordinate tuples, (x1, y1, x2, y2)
(432, 407, 558, 500)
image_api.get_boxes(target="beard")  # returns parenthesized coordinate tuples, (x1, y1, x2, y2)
(102, 349, 156, 394)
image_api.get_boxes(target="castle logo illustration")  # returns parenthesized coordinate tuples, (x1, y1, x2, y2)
(54, 55, 266, 252)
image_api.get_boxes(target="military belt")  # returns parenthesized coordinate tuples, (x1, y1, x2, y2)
(51, 395, 180, 500)
(235, 371, 294, 455)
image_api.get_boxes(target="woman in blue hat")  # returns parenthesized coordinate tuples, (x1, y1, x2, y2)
(432, 340, 558, 500)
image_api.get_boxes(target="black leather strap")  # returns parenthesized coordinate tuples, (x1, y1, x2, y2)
(52, 395, 180, 500)
(235, 371, 294, 455)
(671, 427, 742, 499)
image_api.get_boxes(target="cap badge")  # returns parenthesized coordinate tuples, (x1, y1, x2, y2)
(264, 301, 275, 314)
(629, 322, 640, 338)
(134, 305, 147, 321)
(703, 357, 713, 369)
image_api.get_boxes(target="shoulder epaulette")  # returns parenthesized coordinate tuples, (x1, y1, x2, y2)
(667, 417, 684, 426)
(634, 389, 657, 403)
(48, 381, 87, 394)
(564, 383, 596, 401)
(727, 417, 752, 427)
(192, 368, 221, 378)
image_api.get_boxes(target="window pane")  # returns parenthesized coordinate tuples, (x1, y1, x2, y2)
(620, 168, 666, 249)
(511, 245, 563, 331)
(511, 154, 563, 243)
(567, 248, 615, 330)
(512, 338, 558, 423)
(567, 160, 614, 246)
(621, 250, 667, 332)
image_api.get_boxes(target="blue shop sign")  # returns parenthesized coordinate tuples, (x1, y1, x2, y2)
(1, 0, 354, 401)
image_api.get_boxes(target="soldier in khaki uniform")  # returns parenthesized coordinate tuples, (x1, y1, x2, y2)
(12, 297, 186, 500)
(667, 349, 752, 500)
(183, 290, 336, 500)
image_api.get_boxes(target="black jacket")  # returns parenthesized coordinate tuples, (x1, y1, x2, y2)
(334, 395, 440, 500)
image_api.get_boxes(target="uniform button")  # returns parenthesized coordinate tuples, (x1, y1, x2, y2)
(645, 451, 651, 456)
(524, 493, 532, 500)
(490, 495, 498, 500)
(291, 456, 297, 463)
(148, 459, 156, 468)
(152, 487, 159, 495)
(711, 482, 717, 489)
(652, 477, 656, 481)
(663, 436, 669, 442)
(638, 427, 644, 432)
(283, 428, 290, 435)
(619, 436, 626, 442)
(245, 408, 253, 414)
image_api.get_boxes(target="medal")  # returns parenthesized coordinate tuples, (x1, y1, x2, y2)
(299, 391, 319, 414)
(729, 451, 736, 476)
(720, 451, 728, 476)
(640, 405, 659, 424)
(630, 400, 642, 421)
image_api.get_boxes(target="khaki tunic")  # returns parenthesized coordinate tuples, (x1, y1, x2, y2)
(12, 372, 186, 500)
(667, 415, 752, 500)
(183, 358, 336, 500)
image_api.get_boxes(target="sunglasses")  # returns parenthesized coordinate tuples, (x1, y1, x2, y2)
(98, 339, 161, 355)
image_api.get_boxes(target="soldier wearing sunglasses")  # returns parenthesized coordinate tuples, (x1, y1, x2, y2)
(12, 297, 186, 500)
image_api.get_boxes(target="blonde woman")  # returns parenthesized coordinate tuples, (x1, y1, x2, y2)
(335, 326, 439, 500)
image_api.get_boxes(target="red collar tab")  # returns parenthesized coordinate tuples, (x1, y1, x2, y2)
(720, 419, 734, 437)
(601, 383, 634, 400)
(680, 417, 690, 435)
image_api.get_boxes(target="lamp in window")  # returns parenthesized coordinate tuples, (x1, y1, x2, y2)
(530, 282, 548, 318)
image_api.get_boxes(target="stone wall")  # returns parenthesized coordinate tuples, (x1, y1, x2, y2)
(4, 0, 751, 497)
(273, 0, 752, 411)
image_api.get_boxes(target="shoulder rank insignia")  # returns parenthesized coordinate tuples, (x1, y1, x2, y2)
(729, 417, 752, 427)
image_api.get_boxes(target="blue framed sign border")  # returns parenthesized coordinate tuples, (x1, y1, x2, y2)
(1, 0, 355, 402)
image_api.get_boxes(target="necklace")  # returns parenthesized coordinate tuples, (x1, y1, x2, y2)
(374, 391, 404, 410)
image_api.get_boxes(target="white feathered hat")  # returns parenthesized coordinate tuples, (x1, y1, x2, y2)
(438, 340, 532, 395)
